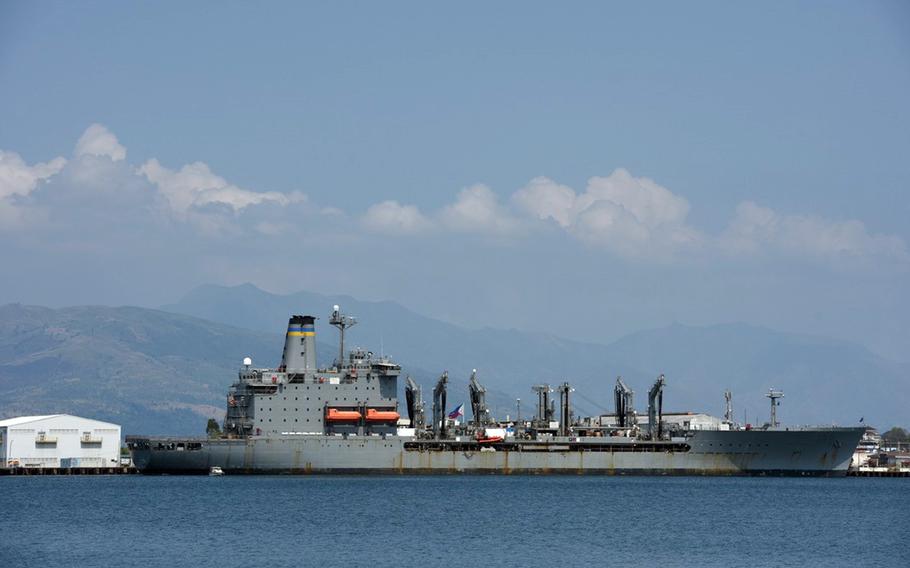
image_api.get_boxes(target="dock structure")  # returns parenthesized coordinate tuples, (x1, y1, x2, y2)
(847, 467, 910, 478)
(0, 465, 138, 476)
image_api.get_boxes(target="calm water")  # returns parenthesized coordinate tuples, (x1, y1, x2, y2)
(1, 475, 906, 568)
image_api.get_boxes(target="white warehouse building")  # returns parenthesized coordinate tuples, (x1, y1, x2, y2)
(0, 414, 121, 469)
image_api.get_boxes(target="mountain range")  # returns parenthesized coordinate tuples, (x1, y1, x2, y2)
(0, 283, 905, 435)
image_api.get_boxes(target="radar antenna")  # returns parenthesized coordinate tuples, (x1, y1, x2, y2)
(329, 305, 357, 368)
(766, 388, 784, 428)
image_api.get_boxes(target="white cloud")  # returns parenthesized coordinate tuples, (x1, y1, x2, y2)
(440, 184, 521, 235)
(722, 201, 908, 261)
(0, 150, 66, 228)
(4, 125, 311, 237)
(512, 176, 576, 227)
(513, 169, 701, 257)
(74, 124, 126, 161)
(139, 159, 306, 219)
(580, 169, 690, 228)
(6, 123, 906, 267)
(362, 184, 521, 237)
(362, 200, 432, 235)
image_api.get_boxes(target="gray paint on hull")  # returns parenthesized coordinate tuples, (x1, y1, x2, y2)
(130, 427, 862, 476)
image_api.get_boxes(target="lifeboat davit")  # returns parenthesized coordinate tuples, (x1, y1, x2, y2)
(365, 409, 400, 422)
(326, 408, 362, 421)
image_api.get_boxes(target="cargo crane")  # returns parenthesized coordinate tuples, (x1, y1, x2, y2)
(468, 370, 492, 427)
(557, 382, 573, 437)
(647, 374, 666, 440)
(723, 390, 734, 425)
(432, 372, 448, 439)
(405, 376, 426, 430)
(614, 377, 636, 428)
(532, 384, 555, 428)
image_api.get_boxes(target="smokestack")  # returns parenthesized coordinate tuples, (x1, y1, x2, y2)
(281, 315, 316, 373)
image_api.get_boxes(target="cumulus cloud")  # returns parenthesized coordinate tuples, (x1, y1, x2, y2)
(362, 200, 432, 235)
(139, 159, 306, 220)
(511, 176, 576, 227)
(440, 184, 521, 235)
(361, 184, 521, 237)
(0, 150, 66, 228)
(5, 123, 906, 267)
(722, 201, 908, 261)
(74, 123, 127, 161)
(513, 169, 701, 257)
(363, 168, 905, 265)
(2, 124, 313, 238)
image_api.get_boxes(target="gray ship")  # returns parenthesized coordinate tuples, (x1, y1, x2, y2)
(127, 307, 863, 476)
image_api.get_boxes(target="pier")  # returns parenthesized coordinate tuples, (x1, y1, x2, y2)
(847, 467, 910, 478)
(0, 466, 138, 476)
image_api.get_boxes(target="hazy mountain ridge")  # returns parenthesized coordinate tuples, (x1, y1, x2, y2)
(0, 285, 905, 436)
(164, 284, 908, 427)
(0, 304, 293, 434)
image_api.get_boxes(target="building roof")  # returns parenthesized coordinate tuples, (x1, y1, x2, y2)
(0, 415, 63, 427)
(0, 414, 119, 428)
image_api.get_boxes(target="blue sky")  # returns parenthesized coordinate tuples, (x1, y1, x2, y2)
(1, 1, 908, 359)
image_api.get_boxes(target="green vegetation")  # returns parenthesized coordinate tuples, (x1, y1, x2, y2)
(881, 427, 909, 443)
(206, 418, 222, 438)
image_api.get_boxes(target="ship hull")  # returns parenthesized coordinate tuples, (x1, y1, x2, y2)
(128, 427, 863, 477)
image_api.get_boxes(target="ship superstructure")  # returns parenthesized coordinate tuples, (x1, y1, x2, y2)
(128, 307, 864, 476)
(223, 310, 402, 439)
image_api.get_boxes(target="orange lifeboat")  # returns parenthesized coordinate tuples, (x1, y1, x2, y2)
(365, 409, 400, 422)
(326, 408, 362, 422)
